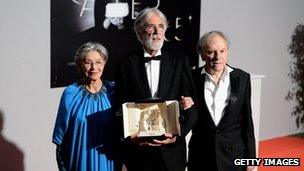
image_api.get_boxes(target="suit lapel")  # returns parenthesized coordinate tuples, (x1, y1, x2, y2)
(131, 51, 152, 97)
(217, 70, 239, 127)
(157, 50, 174, 98)
(199, 72, 217, 128)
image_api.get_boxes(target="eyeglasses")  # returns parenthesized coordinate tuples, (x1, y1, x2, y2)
(82, 60, 105, 67)
(143, 24, 165, 33)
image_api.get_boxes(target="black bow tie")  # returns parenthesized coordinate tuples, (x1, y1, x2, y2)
(144, 55, 161, 63)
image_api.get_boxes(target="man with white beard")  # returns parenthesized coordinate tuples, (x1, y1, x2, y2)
(114, 7, 198, 171)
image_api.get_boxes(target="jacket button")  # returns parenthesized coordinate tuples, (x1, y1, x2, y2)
(215, 129, 220, 133)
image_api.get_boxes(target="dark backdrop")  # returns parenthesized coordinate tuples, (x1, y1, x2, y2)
(51, 0, 201, 87)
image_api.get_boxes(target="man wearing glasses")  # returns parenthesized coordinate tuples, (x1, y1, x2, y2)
(114, 7, 197, 171)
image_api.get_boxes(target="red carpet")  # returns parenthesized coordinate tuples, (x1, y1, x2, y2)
(258, 136, 304, 171)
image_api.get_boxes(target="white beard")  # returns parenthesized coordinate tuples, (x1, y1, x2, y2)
(143, 35, 164, 51)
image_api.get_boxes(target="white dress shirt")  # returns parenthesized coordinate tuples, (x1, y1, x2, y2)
(144, 50, 161, 97)
(202, 66, 233, 126)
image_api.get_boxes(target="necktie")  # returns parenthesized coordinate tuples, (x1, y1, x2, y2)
(144, 55, 161, 63)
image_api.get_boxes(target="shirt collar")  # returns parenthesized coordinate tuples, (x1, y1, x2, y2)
(201, 65, 233, 83)
(144, 49, 162, 58)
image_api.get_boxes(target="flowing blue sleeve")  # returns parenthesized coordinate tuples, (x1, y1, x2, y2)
(52, 88, 72, 145)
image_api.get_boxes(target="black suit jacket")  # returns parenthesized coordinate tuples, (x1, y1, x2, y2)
(188, 66, 256, 171)
(114, 48, 197, 171)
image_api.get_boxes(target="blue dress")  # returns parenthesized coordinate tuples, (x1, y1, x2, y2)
(52, 81, 115, 171)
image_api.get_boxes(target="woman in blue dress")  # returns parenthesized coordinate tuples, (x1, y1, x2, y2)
(52, 42, 115, 171)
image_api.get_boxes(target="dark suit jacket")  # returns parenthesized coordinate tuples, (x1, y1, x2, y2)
(114, 48, 197, 171)
(188, 66, 256, 171)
